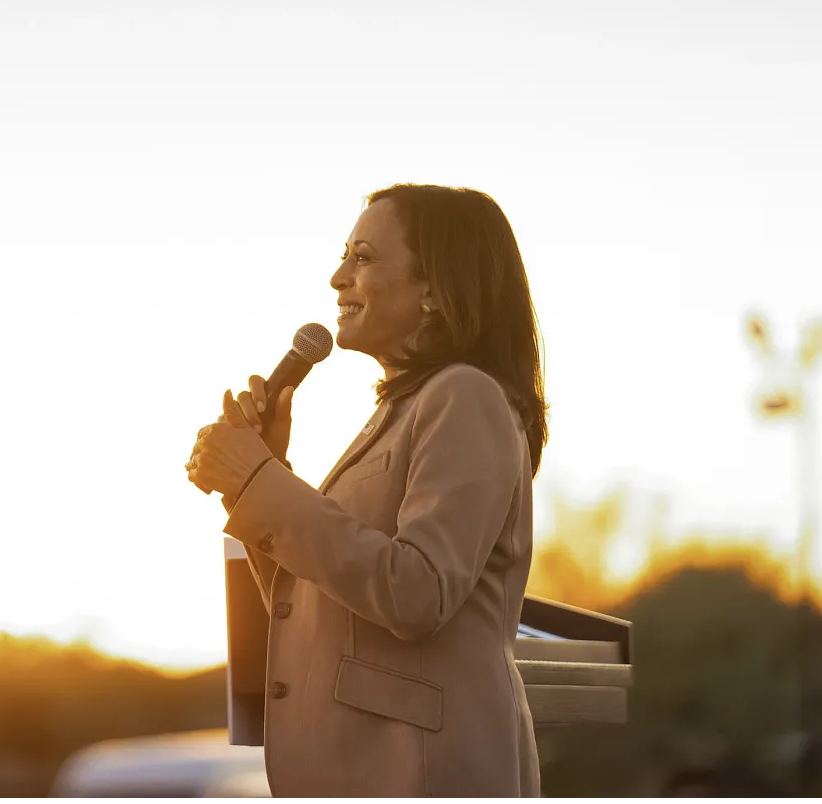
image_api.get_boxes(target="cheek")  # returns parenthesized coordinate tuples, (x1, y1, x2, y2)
(359, 277, 398, 318)
(367, 290, 418, 330)
(356, 272, 423, 335)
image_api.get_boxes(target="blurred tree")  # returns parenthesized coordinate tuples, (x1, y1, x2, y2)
(527, 483, 629, 611)
(0, 634, 228, 795)
(527, 485, 818, 796)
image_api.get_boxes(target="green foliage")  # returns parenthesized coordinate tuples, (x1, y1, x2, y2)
(536, 564, 819, 796)
(526, 484, 820, 795)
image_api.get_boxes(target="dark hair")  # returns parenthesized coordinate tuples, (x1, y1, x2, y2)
(367, 183, 549, 477)
(660, 768, 719, 797)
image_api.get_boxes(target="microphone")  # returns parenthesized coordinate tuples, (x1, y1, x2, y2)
(260, 322, 334, 427)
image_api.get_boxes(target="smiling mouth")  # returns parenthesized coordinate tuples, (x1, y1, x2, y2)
(338, 304, 364, 319)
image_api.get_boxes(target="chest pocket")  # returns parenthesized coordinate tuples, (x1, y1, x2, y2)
(340, 450, 392, 484)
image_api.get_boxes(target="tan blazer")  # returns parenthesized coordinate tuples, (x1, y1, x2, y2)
(224, 363, 541, 797)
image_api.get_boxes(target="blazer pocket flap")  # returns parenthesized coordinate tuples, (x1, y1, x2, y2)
(340, 450, 391, 484)
(334, 657, 443, 732)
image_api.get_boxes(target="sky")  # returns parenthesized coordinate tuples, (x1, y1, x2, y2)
(0, 0, 820, 671)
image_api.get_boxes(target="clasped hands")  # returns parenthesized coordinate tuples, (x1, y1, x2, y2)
(185, 390, 273, 500)
(186, 380, 294, 501)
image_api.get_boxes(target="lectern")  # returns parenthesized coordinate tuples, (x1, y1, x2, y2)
(224, 538, 632, 746)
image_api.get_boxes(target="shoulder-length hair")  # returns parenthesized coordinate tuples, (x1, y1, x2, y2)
(368, 183, 549, 477)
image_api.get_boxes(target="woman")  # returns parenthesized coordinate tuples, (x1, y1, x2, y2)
(186, 183, 549, 797)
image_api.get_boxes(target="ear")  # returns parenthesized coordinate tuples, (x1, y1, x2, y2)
(419, 281, 437, 313)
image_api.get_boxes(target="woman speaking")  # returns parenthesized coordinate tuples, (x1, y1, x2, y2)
(186, 183, 549, 797)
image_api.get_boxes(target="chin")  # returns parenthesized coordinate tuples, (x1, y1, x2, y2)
(336, 327, 379, 360)
(335, 326, 362, 352)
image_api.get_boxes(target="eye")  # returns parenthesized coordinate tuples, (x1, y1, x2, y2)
(339, 251, 371, 264)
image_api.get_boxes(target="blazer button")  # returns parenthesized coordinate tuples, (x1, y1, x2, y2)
(269, 681, 288, 699)
(274, 602, 292, 619)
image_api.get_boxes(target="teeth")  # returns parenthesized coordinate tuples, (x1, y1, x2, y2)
(339, 304, 364, 315)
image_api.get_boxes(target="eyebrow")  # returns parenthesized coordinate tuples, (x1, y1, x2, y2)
(345, 239, 375, 250)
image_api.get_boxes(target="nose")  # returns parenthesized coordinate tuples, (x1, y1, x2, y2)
(330, 259, 353, 292)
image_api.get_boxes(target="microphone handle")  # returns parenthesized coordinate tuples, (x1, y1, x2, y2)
(260, 349, 312, 428)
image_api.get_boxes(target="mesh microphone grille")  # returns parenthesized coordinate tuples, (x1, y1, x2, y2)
(292, 323, 334, 364)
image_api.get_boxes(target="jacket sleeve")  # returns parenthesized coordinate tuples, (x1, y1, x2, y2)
(222, 368, 523, 641)
(242, 546, 278, 615)
(222, 459, 293, 614)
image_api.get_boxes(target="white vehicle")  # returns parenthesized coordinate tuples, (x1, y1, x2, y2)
(50, 728, 271, 798)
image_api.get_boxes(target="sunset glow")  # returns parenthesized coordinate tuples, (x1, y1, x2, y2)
(1, 2, 820, 673)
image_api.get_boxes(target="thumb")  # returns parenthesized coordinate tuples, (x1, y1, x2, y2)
(223, 389, 251, 429)
(276, 386, 294, 420)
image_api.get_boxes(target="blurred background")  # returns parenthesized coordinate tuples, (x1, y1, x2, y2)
(1, 0, 820, 796)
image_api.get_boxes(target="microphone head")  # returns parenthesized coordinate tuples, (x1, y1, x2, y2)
(293, 323, 333, 365)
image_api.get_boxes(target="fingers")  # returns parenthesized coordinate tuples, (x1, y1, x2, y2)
(185, 451, 212, 495)
(276, 386, 294, 420)
(222, 389, 249, 428)
(186, 380, 272, 498)
(249, 375, 267, 414)
(187, 425, 228, 493)
(233, 376, 268, 433)
(187, 435, 206, 472)
(237, 390, 263, 433)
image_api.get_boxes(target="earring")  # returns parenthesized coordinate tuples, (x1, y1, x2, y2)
(421, 302, 432, 314)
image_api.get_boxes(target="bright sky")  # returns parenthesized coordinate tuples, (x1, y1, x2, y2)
(0, 0, 820, 671)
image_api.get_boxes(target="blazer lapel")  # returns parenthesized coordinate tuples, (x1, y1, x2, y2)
(319, 398, 395, 495)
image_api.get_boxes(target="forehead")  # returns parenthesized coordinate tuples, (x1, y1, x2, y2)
(348, 198, 406, 250)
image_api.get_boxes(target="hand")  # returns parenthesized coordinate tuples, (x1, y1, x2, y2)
(235, 375, 294, 464)
(186, 390, 274, 499)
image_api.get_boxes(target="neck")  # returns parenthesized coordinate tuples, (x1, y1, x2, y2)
(377, 350, 404, 381)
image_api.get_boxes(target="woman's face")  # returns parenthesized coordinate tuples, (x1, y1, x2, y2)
(330, 198, 430, 368)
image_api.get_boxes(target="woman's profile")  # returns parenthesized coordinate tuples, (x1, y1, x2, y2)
(187, 183, 549, 797)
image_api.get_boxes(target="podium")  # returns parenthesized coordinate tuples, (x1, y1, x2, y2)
(224, 538, 633, 746)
